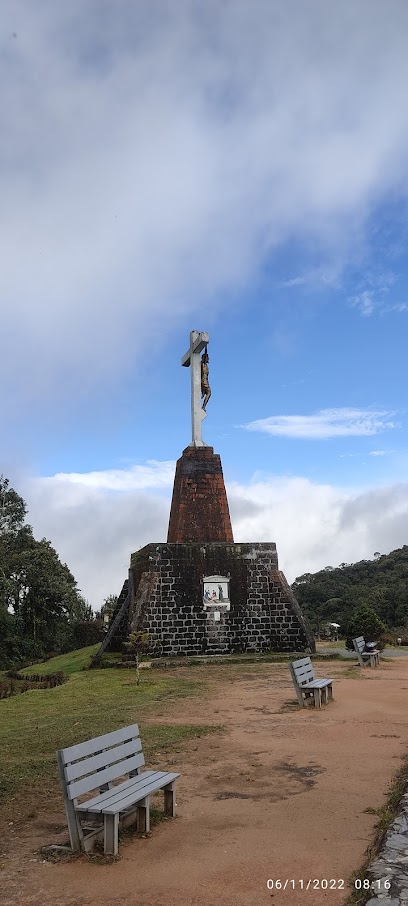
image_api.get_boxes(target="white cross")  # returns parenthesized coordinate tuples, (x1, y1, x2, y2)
(181, 330, 209, 446)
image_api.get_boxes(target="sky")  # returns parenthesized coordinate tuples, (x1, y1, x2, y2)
(2, 0, 408, 607)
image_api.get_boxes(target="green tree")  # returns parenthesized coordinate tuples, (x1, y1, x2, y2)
(0, 477, 27, 614)
(69, 595, 94, 622)
(292, 545, 408, 633)
(346, 604, 386, 645)
(102, 593, 118, 617)
(0, 475, 27, 537)
(0, 475, 86, 665)
(8, 535, 80, 648)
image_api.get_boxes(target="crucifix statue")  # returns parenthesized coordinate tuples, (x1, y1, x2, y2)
(181, 330, 210, 446)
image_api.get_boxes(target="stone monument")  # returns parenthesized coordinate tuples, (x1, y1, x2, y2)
(96, 331, 314, 660)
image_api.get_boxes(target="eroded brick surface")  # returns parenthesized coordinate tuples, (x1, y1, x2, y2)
(167, 445, 233, 543)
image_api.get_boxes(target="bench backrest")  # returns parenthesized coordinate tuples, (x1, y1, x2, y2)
(57, 724, 144, 802)
(353, 636, 365, 655)
(290, 656, 315, 688)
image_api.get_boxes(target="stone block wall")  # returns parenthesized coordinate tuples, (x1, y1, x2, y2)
(121, 541, 314, 656)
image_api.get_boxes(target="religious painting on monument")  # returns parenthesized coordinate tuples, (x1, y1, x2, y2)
(203, 576, 230, 611)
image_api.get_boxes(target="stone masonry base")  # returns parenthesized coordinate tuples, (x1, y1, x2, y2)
(103, 541, 314, 656)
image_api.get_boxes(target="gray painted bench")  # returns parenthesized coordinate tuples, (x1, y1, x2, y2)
(57, 724, 180, 856)
(352, 636, 380, 667)
(289, 656, 334, 709)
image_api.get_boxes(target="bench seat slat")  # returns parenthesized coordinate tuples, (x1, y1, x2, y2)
(61, 724, 140, 764)
(65, 738, 143, 782)
(77, 771, 180, 814)
(76, 770, 158, 810)
(102, 773, 181, 815)
(301, 679, 333, 689)
(69, 752, 145, 799)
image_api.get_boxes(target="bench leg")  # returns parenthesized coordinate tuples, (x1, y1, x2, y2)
(327, 683, 333, 701)
(104, 813, 119, 856)
(313, 688, 321, 709)
(137, 796, 150, 834)
(57, 750, 82, 852)
(289, 664, 305, 707)
(164, 781, 176, 817)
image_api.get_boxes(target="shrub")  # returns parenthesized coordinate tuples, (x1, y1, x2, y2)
(345, 604, 386, 648)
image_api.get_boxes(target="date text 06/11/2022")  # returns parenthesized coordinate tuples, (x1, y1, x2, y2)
(266, 880, 345, 891)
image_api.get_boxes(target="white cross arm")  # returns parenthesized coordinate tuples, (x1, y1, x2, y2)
(181, 331, 209, 367)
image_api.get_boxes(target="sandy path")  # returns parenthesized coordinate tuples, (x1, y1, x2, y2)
(2, 658, 408, 906)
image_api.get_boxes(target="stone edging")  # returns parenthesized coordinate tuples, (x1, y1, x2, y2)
(365, 792, 408, 904)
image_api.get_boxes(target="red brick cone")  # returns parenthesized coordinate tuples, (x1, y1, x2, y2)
(167, 445, 233, 543)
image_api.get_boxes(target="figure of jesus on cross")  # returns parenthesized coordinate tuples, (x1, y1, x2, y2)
(181, 330, 211, 446)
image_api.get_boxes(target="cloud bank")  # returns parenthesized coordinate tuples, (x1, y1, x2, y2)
(21, 462, 408, 606)
(51, 461, 175, 491)
(2, 0, 408, 419)
(243, 408, 398, 439)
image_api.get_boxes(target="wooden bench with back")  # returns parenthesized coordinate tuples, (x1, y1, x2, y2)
(57, 723, 180, 856)
(289, 656, 334, 709)
(352, 636, 380, 668)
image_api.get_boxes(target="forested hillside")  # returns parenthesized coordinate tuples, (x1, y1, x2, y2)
(292, 546, 408, 635)
(0, 475, 103, 667)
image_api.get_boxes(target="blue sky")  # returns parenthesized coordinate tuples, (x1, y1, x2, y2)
(2, 1, 408, 605)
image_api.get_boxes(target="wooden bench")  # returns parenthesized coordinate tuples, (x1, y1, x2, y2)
(289, 657, 334, 709)
(352, 636, 380, 668)
(57, 724, 180, 856)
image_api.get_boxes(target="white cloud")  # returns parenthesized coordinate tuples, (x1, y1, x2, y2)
(243, 408, 398, 439)
(386, 303, 408, 313)
(2, 1, 408, 421)
(351, 295, 408, 317)
(51, 461, 175, 491)
(24, 469, 171, 606)
(368, 449, 394, 457)
(279, 275, 311, 289)
(350, 270, 399, 317)
(20, 462, 408, 604)
(351, 290, 377, 317)
(278, 266, 341, 290)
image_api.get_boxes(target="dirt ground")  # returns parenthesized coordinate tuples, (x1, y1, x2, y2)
(2, 657, 408, 906)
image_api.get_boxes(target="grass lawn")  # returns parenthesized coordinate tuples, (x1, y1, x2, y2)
(0, 651, 221, 816)
(23, 645, 100, 676)
(315, 638, 346, 648)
